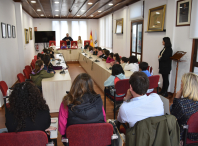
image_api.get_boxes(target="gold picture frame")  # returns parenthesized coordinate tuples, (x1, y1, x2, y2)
(29, 27, 32, 40)
(24, 29, 29, 44)
(115, 18, 123, 34)
(147, 5, 166, 31)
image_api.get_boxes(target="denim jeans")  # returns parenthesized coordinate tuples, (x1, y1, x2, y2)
(67, 45, 71, 48)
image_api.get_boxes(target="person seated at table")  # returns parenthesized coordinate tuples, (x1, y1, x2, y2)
(120, 57, 128, 69)
(48, 47, 54, 58)
(101, 49, 107, 59)
(50, 42, 56, 50)
(5, 81, 56, 133)
(106, 53, 114, 63)
(102, 50, 109, 61)
(124, 55, 139, 72)
(43, 48, 49, 54)
(97, 47, 103, 57)
(89, 46, 93, 54)
(110, 53, 120, 66)
(84, 42, 90, 50)
(37, 53, 43, 60)
(93, 47, 98, 55)
(171, 72, 198, 142)
(43, 55, 55, 74)
(104, 64, 126, 97)
(58, 73, 106, 141)
(61, 42, 67, 49)
(30, 60, 54, 92)
(139, 62, 151, 77)
(71, 42, 77, 48)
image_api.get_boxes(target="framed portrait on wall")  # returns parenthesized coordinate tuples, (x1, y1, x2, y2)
(115, 18, 123, 34)
(1, 23, 6, 38)
(24, 29, 29, 44)
(12, 25, 16, 38)
(147, 5, 166, 31)
(7, 24, 11, 38)
(176, 0, 192, 26)
(29, 27, 32, 40)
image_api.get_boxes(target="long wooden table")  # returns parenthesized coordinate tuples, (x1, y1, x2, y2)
(42, 54, 71, 113)
(58, 49, 81, 62)
(79, 52, 133, 91)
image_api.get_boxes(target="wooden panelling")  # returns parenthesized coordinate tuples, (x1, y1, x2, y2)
(13, 0, 140, 19)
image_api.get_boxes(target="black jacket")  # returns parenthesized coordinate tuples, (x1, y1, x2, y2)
(67, 94, 105, 127)
(62, 37, 73, 45)
(6, 109, 51, 132)
(159, 47, 173, 74)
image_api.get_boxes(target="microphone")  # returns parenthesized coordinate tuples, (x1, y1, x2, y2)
(94, 57, 100, 62)
(89, 54, 92, 59)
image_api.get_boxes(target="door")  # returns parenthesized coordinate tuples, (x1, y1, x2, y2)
(192, 39, 198, 74)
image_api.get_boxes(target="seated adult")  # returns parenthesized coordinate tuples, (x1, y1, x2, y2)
(30, 60, 54, 92)
(171, 72, 198, 141)
(43, 55, 55, 73)
(5, 82, 53, 133)
(104, 64, 126, 97)
(124, 56, 139, 72)
(117, 71, 164, 127)
(58, 73, 106, 139)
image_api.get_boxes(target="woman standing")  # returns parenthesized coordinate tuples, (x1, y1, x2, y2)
(158, 37, 173, 97)
(77, 36, 82, 49)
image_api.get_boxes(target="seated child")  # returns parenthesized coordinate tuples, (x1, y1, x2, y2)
(84, 42, 89, 50)
(93, 47, 98, 55)
(120, 57, 128, 69)
(110, 53, 120, 66)
(37, 53, 43, 60)
(97, 47, 103, 57)
(61, 43, 67, 49)
(106, 53, 114, 63)
(101, 49, 107, 59)
(50, 42, 56, 50)
(48, 47, 54, 58)
(102, 50, 109, 61)
(89, 46, 93, 54)
(72, 42, 78, 48)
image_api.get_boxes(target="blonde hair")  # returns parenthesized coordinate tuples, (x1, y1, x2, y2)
(182, 72, 198, 101)
(78, 36, 82, 43)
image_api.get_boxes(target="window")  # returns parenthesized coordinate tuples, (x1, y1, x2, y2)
(99, 14, 112, 50)
(131, 21, 143, 62)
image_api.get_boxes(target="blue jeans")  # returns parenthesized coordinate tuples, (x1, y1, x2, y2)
(67, 45, 71, 48)
(0, 128, 8, 133)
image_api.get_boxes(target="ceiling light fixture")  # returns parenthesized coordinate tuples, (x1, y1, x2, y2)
(90, 15, 94, 17)
(77, 15, 80, 16)
(37, 9, 41, 11)
(108, 3, 113, 6)
(41, 14, 44, 16)
(31, 1, 36, 3)
(55, 15, 59, 16)
(98, 11, 101, 12)
(55, 10, 59, 11)
(88, 2, 93, 5)
(54, 1, 59, 3)
(81, 9, 85, 12)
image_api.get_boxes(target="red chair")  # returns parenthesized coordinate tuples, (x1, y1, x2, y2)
(17, 73, 25, 83)
(31, 59, 36, 69)
(0, 131, 48, 146)
(23, 69, 30, 79)
(183, 112, 198, 145)
(104, 79, 130, 119)
(0, 81, 9, 113)
(41, 51, 44, 54)
(49, 40, 56, 46)
(147, 66, 153, 75)
(84, 40, 90, 47)
(65, 123, 114, 146)
(60, 41, 67, 49)
(25, 65, 32, 74)
(146, 75, 160, 96)
(34, 55, 37, 61)
(71, 41, 78, 49)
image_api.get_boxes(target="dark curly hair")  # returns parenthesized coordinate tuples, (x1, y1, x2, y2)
(8, 82, 49, 132)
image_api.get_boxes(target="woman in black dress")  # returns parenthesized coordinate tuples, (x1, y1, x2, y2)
(158, 37, 173, 97)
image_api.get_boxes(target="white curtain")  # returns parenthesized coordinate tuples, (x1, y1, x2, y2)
(99, 14, 112, 49)
(71, 21, 87, 43)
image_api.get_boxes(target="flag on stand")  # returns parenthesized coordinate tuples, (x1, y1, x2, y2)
(90, 31, 94, 47)
(94, 32, 98, 47)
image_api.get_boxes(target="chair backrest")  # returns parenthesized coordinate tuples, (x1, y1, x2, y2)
(23, 69, 30, 79)
(147, 66, 153, 75)
(49, 40, 56, 46)
(66, 123, 113, 146)
(71, 41, 78, 49)
(25, 65, 32, 74)
(115, 79, 130, 95)
(84, 40, 90, 47)
(34, 55, 37, 61)
(186, 112, 198, 144)
(0, 81, 8, 96)
(41, 51, 44, 54)
(31, 59, 36, 69)
(17, 73, 25, 83)
(0, 130, 48, 146)
(148, 75, 160, 89)
(60, 41, 67, 48)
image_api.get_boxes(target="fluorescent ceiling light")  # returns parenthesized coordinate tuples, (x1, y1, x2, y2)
(37, 9, 41, 11)
(55, 10, 59, 11)
(41, 14, 44, 16)
(55, 15, 59, 16)
(108, 3, 113, 6)
(81, 9, 85, 12)
(77, 15, 80, 16)
(31, 1, 36, 3)
(88, 2, 93, 5)
(54, 1, 59, 3)
(90, 15, 94, 17)
(98, 11, 101, 12)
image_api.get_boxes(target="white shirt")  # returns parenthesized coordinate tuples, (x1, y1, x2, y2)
(124, 63, 139, 72)
(117, 93, 164, 127)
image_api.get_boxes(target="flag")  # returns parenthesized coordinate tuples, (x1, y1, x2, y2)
(90, 31, 94, 47)
(94, 32, 98, 47)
